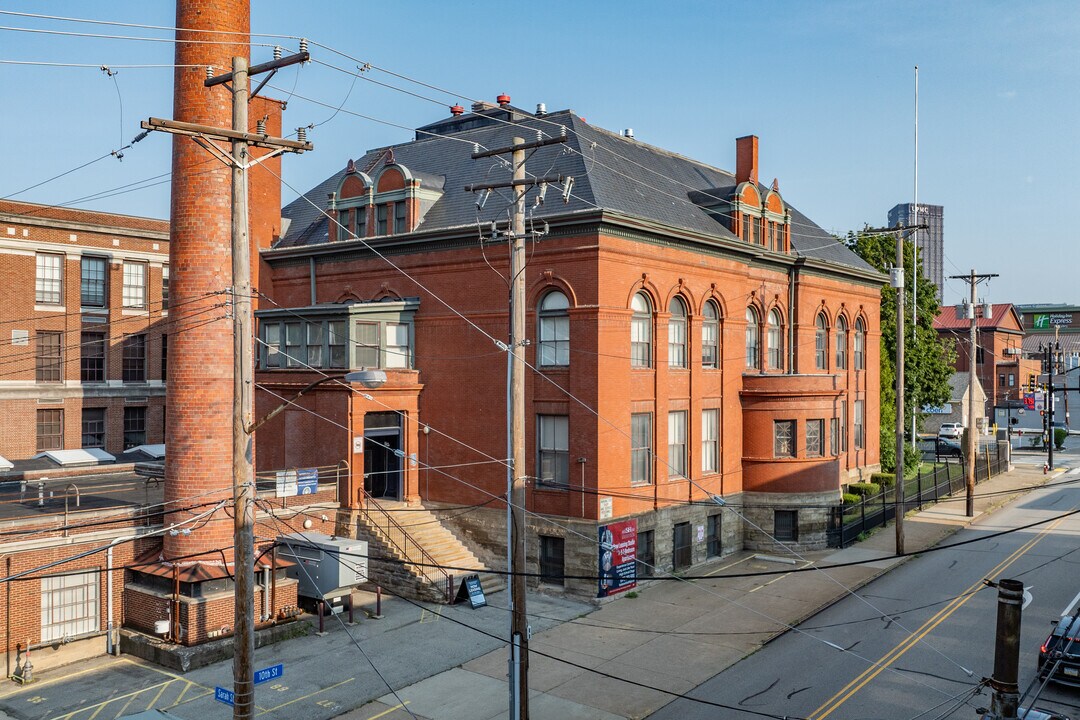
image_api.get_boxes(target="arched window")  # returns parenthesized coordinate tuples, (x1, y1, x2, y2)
(668, 297, 687, 369)
(702, 300, 720, 369)
(767, 309, 784, 370)
(854, 318, 866, 371)
(538, 290, 570, 367)
(835, 315, 848, 370)
(631, 293, 652, 368)
(745, 307, 760, 370)
(815, 313, 828, 371)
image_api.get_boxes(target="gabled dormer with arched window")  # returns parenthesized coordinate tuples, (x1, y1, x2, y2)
(328, 156, 444, 242)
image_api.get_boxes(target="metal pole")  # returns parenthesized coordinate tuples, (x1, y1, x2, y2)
(894, 226, 906, 554)
(911, 65, 919, 448)
(1048, 345, 1055, 471)
(510, 137, 529, 720)
(966, 269, 977, 517)
(230, 55, 256, 720)
(988, 578, 1024, 720)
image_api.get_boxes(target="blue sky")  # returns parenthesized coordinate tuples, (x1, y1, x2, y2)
(1, 1, 1077, 306)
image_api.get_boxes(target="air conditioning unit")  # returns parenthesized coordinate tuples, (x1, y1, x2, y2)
(1004, 348, 1022, 356)
(276, 532, 367, 602)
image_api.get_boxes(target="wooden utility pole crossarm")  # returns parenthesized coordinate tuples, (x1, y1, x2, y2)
(948, 270, 998, 517)
(466, 135, 565, 720)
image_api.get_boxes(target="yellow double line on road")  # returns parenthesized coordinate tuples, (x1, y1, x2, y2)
(811, 510, 1073, 720)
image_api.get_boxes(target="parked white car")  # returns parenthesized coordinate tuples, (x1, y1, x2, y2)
(938, 422, 964, 439)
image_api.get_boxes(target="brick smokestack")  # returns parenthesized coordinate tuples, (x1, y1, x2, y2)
(248, 95, 284, 304)
(736, 135, 759, 185)
(165, 0, 250, 561)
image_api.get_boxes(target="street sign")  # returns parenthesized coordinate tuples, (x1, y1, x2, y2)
(215, 687, 235, 706)
(254, 663, 284, 685)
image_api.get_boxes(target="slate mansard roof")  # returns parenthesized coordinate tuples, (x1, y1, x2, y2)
(277, 108, 876, 274)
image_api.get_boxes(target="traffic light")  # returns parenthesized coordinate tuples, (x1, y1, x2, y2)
(1028, 374, 1037, 393)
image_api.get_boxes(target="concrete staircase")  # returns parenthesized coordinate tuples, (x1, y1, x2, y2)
(349, 499, 505, 604)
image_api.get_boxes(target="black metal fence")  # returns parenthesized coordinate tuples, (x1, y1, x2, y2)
(827, 448, 1008, 548)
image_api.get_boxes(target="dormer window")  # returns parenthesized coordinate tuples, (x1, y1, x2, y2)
(394, 202, 407, 234)
(377, 204, 388, 235)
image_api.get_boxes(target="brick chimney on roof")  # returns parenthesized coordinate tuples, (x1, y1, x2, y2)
(736, 135, 759, 185)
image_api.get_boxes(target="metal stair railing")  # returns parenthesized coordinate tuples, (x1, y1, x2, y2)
(359, 492, 451, 601)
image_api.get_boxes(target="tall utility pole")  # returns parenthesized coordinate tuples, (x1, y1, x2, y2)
(467, 135, 564, 720)
(1043, 342, 1062, 471)
(142, 50, 311, 720)
(948, 270, 998, 517)
(865, 224, 926, 555)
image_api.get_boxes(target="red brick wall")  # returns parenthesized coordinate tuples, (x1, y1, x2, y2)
(0, 201, 169, 460)
(164, 0, 250, 559)
(257, 222, 883, 522)
(0, 525, 156, 653)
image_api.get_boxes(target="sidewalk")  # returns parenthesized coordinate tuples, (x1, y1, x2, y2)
(343, 461, 1068, 720)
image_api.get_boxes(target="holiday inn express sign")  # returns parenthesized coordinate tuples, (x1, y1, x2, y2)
(1031, 313, 1073, 329)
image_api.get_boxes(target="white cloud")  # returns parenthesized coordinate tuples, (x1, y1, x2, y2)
(998, 90, 1017, 100)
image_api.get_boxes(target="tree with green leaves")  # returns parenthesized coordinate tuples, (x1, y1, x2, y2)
(846, 230, 956, 475)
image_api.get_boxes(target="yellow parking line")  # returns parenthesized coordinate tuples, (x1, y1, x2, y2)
(110, 690, 140, 720)
(366, 701, 411, 719)
(811, 511, 1071, 720)
(171, 680, 192, 706)
(704, 554, 754, 577)
(256, 677, 355, 716)
(143, 680, 170, 712)
(0, 664, 105, 700)
(45, 681, 172, 720)
(118, 657, 216, 695)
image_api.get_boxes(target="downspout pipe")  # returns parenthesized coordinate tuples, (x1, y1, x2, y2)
(788, 261, 800, 374)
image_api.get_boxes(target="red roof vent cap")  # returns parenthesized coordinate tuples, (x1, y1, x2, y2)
(450, 104, 464, 116)
(497, 93, 511, 107)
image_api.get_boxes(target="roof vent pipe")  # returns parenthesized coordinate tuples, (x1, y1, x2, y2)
(624, 128, 634, 139)
(497, 93, 511, 107)
(536, 103, 546, 116)
(450, 104, 464, 116)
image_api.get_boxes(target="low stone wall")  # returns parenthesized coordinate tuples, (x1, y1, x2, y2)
(739, 490, 837, 552)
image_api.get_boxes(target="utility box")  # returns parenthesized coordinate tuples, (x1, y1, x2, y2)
(276, 532, 368, 603)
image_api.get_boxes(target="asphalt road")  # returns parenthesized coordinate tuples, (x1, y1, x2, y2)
(648, 460, 1080, 720)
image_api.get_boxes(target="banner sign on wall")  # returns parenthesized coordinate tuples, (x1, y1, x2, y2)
(597, 518, 637, 598)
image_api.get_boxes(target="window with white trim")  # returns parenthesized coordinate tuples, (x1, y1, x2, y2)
(538, 290, 570, 367)
(767, 309, 783, 370)
(668, 410, 687, 478)
(815, 314, 828, 371)
(854, 400, 865, 450)
(41, 570, 99, 643)
(835, 315, 848, 370)
(631, 412, 652, 486)
(702, 408, 719, 474)
(854, 318, 866, 371)
(702, 300, 719, 369)
(745, 307, 760, 369)
(668, 297, 687, 369)
(537, 414, 569, 488)
(122, 261, 147, 308)
(631, 293, 652, 368)
(36, 253, 63, 304)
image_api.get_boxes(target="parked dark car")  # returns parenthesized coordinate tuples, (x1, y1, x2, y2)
(1038, 615, 1080, 687)
(918, 436, 963, 461)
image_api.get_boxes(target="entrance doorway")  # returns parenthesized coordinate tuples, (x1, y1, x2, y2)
(364, 412, 402, 500)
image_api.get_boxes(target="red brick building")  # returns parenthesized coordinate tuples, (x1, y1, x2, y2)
(933, 303, 1038, 428)
(0, 200, 170, 463)
(255, 103, 885, 593)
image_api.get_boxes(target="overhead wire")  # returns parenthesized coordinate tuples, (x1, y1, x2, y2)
(259, 501, 810, 720)
(245, 345, 988, 698)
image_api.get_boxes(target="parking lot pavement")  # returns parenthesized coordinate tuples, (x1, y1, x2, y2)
(0, 590, 590, 720)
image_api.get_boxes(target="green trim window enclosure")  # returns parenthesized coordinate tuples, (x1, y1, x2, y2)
(257, 298, 419, 372)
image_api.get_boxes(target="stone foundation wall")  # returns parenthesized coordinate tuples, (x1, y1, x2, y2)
(739, 490, 837, 552)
